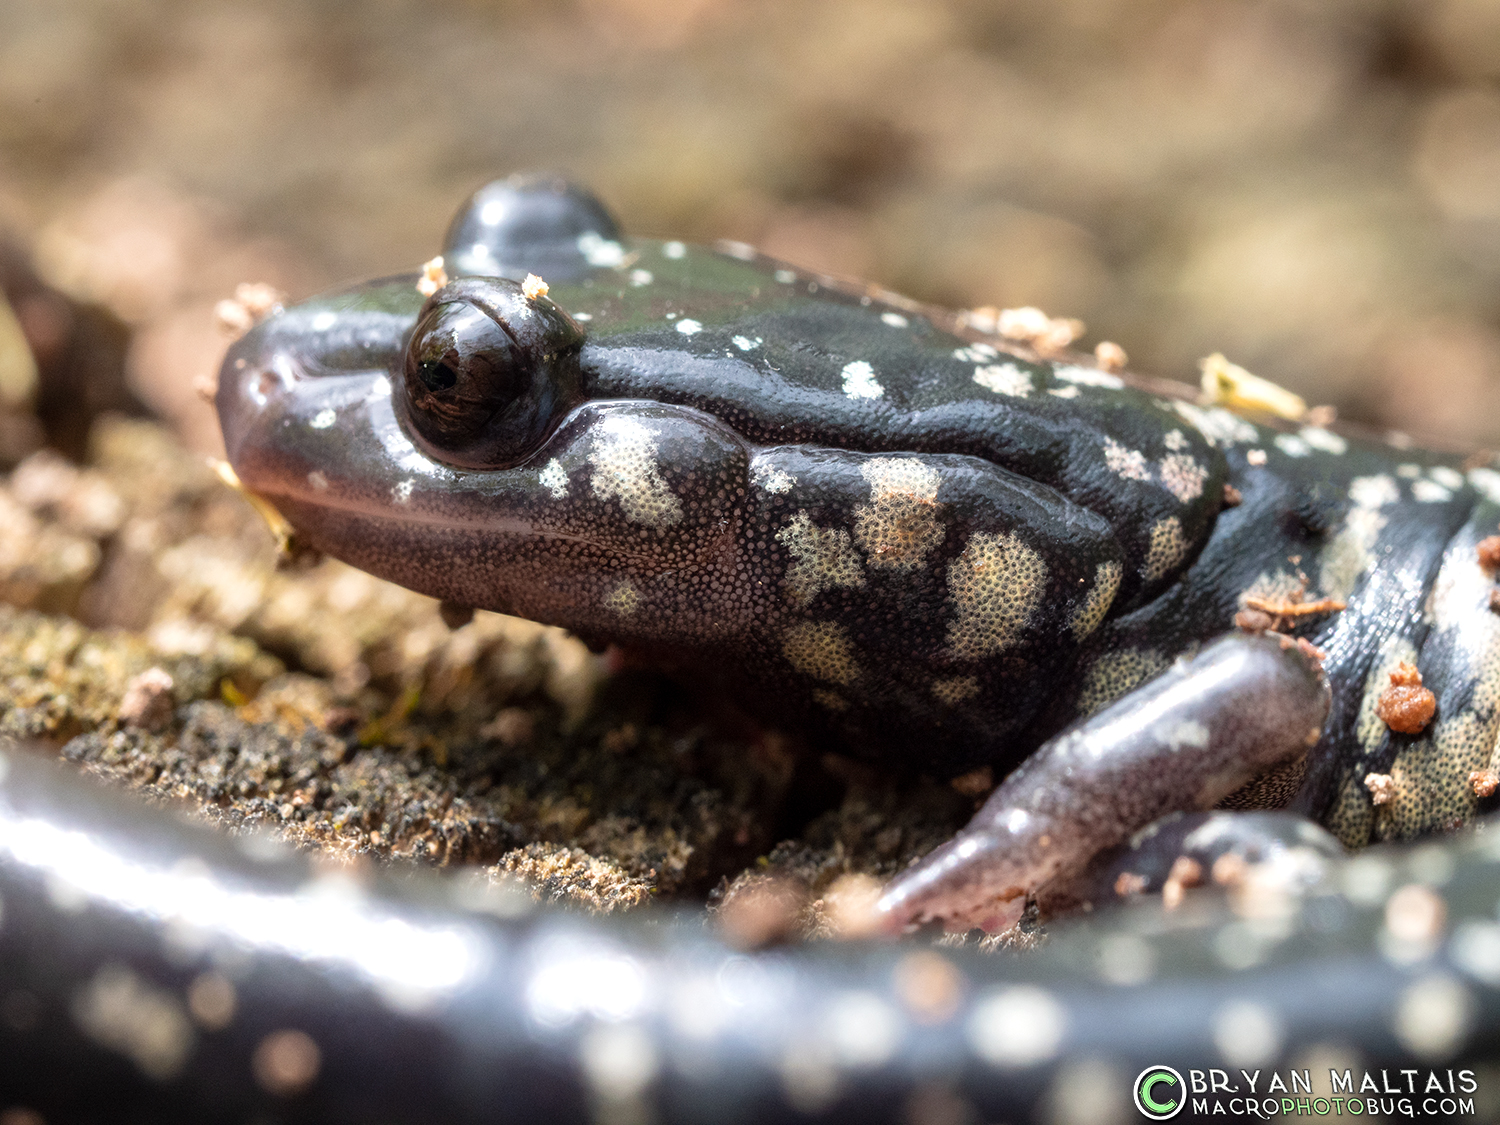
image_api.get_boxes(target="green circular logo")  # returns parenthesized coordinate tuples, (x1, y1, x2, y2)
(1133, 1066, 1184, 1119)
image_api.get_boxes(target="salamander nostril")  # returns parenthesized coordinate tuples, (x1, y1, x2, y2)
(253, 370, 279, 398)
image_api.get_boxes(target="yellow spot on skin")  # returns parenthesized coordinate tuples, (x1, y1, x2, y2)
(945, 532, 1048, 662)
(931, 676, 980, 706)
(1076, 649, 1168, 717)
(783, 621, 860, 686)
(1369, 521, 1500, 843)
(1142, 517, 1188, 583)
(812, 688, 850, 711)
(605, 581, 640, 616)
(588, 416, 683, 528)
(854, 459, 945, 571)
(1070, 560, 1122, 639)
(776, 511, 865, 608)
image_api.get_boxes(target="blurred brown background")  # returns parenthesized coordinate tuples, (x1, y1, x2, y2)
(5, 0, 1500, 451)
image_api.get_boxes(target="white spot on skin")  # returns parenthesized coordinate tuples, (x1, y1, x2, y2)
(588, 415, 684, 528)
(310, 311, 337, 332)
(1052, 364, 1123, 390)
(880, 311, 909, 328)
(1320, 474, 1397, 600)
(580, 1023, 659, 1101)
(1246, 448, 1267, 466)
(73, 965, 194, 1081)
(1470, 467, 1500, 504)
(1299, 426, 1347, 455)
(1413, 479, 1453, 503)
(732, 335, 761, 351)
(968, 987, 1067, 1067)
(825, 992, 903, 1068)
(1173, 402, 1259, 447)
(946, 532, 1048, 661)
(629, 269, 653, 287)
(841, 361, 884, 400)
(1048, 385, 1080, 399)
(310, 409, 337, 430)
(1165, 720, 1210, 750)
(572, 312, 592, 322)
(1397, 463, 1422, 479)
(392, 479, 414, 505)
(1431, 465, 1465, 489)
(777, 511, 865, 608)
(1103, 438, 1151, 483)
(1159, 453, 1208, 502)
(1212, 1000, 1282, 1068)
(774, 269, 798, 284)
(1274, 434, 1311, 458)
(1451, 920, 1500, 985)
(1096, 934, 1156, 986)
(953, 343, 999, 363)
(675, 319, 702, 336)
(539, 459, 569, 499)
(1163, 429, 1189, 451)
(719, 240, 756, 261)
(307, 471, 329, 491)
(1349, 474, 1399, 508)
(1392, 974, 1474, 1059)
(855, 459, 944, 570)
(750, 460, 795, 494)
(662, 241, 686, 259)
(973, 363, 1032, 398)
(577, 231, 626, 268)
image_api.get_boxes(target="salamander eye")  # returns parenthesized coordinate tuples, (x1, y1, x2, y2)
(397, 277, 585, 470)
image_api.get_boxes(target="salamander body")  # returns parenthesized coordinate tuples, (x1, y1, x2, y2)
(217, 175, 1500, 878)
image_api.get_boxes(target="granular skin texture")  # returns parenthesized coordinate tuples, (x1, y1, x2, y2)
(0, 415, 967, 927)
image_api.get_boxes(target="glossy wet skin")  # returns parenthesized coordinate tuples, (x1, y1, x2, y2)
(220, 174, 1500, 928)
(219, 176, 1228, 779)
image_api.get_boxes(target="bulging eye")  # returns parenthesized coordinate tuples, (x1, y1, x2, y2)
(397, 277, 585, 469)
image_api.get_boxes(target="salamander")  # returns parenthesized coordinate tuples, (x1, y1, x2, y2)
(5, 175, 1500, 1123)
(215, 173, 1500, 919)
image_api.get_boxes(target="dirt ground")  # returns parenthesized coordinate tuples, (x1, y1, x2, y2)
(2, 0, 1500, 932)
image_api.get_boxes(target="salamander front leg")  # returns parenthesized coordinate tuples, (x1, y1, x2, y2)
(876, 632, 1331, 932)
